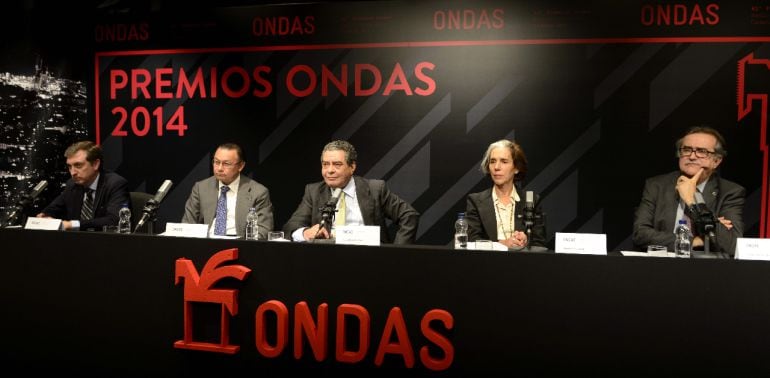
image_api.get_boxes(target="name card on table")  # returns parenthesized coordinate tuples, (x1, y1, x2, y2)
(735, 238, 770, 261)
(24, 217, 62, 230)
(555, 232, 607, 255)
(335, 225, 380, 246)
(163, 222, 209, 238)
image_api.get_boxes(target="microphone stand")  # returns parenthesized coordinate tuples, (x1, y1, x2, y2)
(702, 226, 718, 257)
(313, 204, 337, 241)
(134, 199, 159, 235)
(523, 220, 534, 251)
(689, 203, 720, 258)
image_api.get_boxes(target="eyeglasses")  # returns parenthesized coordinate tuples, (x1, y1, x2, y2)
(212, 159, 240, 168)
(678, 146, 715, 159)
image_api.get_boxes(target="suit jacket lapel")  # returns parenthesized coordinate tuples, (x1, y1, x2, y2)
(663, 173, 680, 230)
(92, 173, 105, 207)
(479, 189, 498, 240)
(703, 176, 719, 209)
(235, 175, 252, 229)
(74, 182, 86, 216)
(205, 177, 220, 222)
(354, 176, 375, 225)
(315, 183, 332, 223)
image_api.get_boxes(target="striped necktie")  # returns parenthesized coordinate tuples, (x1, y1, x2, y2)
(81, 188, 94, 220)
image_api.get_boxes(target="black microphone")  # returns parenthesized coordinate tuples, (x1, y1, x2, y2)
(318, 188, 342, 235)
(523, 191, 535, 230)
(134, 180, 173, 233)
(2, 180, 48, 227)
(690, 202, 718, 239)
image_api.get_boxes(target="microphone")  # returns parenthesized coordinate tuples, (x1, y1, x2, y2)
(318, 188, 342, 235)
(2, 180, 48, 227)
(134, 180, 173, 233)
(326, 188, 342, 208)
(29, 180, 48, 200)
(152, 179, 173, 204)
(690, 202, 718, 239)
(523, 191, 535, 230)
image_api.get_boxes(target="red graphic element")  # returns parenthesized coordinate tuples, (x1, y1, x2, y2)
(255, 300, 290, 358)
(432, 8, 505, 30)
(374, 307, 415, 367)
(639, 3, 719, 26)
(251, 299, 455, 370)
(174, 248, 251, 354)
(419, 309, 455, 371)
(293, 301, 329, 361)
(336, 304, 371, 364)
(737, 53, 770, 237)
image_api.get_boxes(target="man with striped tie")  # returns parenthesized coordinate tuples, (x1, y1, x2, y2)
(37, 140, 129, 231)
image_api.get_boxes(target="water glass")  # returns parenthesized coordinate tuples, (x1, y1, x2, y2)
(647, 245, 668, 256)
(268, 231, 284, 241)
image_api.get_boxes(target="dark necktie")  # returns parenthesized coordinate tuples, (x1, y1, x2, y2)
(214, 185, 229, 235)
(81, 188, 94, 220)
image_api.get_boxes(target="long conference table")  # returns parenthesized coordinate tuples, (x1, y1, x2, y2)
(1, 228, 769, 377)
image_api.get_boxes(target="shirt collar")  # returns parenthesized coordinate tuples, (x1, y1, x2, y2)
(86, 173, 100, 191)
(491, 185, 520, 205)
(336, 178, 356, 198)
(219, 175, 241, 193)
(696, 178, 708, 193)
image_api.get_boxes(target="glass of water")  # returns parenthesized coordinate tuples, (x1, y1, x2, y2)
(647, 245, 668, 256)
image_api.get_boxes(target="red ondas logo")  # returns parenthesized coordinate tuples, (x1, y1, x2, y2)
(173, 248, 251, 354)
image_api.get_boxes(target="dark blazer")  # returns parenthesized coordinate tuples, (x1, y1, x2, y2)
(181, 174, 274, 239)
(283, 176, 419, 244)
(41, 171, 130, 231)
(465, 188, 546, 248)
(632, 171, 745, 255)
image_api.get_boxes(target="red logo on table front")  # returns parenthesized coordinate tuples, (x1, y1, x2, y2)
(173, 248, 251, 354)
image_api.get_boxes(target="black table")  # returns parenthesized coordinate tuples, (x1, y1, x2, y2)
(1, 228, 768, 377)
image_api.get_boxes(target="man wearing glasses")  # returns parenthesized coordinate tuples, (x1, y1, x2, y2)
(181, 143, 274, 239)
(632, 126, 745, 255)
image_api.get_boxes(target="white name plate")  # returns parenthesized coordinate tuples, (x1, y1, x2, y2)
(163, 222, 209, 238)
(735, 238, 770, 261)
(335, 225, 380, 246)
(24, 217, 62, 230)
(555, 232, 607, 255)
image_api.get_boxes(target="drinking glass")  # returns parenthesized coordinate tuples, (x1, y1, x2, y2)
(647, 245, 668, 256)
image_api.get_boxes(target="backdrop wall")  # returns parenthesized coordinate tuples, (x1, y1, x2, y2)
(3, 0, 769, 248)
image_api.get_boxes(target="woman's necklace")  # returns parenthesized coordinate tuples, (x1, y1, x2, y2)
(495, 199, 514, 240)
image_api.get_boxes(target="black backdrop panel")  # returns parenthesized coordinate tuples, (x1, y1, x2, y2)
(87, 1, 770, 248)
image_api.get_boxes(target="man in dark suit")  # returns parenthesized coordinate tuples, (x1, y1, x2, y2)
(37, 140, 129, 231)
(632, 126, 745, 255)
(283, 140, 419, 244)
(181, 143, 274, 239)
